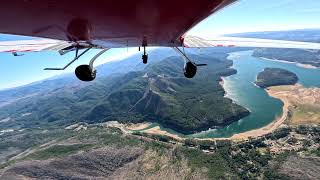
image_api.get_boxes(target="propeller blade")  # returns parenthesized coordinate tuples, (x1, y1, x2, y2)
(196, 63, 207, 66)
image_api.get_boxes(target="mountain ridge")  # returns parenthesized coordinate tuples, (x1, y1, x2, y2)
(0, 48, 249, 134)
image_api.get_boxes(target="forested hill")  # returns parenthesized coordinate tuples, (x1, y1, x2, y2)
(0, 48, 249, 134)
(255, 68, 298, 88)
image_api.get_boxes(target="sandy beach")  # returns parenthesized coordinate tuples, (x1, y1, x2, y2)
(125, 122, 152, 131)
(265, 84, 320, 125)
(125, 84, 320, 142)
(228, 89, 289, 140)
(132, 95, 287, 141)
(143, 126, 184, 141)
(296, 63, 318, 69)
(260, 57, 318, 69)
(133, 89, 289, 141)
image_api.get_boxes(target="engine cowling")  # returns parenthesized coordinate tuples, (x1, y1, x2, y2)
(183, 61, 197, 78)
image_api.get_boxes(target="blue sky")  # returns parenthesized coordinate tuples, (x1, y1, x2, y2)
(189, 0, 320, 36)
(1, 0, 320, 89)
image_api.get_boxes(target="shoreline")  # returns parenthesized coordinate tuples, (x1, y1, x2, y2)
(125, 122, 152, 131)
(142, 126, 184, 141)
(128, 86, 290, 141)
(123, 85, 291, 141)
(114, 84, 320, 142)
(119, 72, 292, 141)
(118, 52, 306, 141)
(227, 88, 289, 140)
(259, 57, 318, 69)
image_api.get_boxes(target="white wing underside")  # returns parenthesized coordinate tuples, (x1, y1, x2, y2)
(0, 39, 71, 52)
(184, 36, 320, 50)
(1, 36, 320, 53)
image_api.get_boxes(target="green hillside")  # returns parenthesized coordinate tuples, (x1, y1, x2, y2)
(0, 51, 249, 134)
(255, 68, 298, 88)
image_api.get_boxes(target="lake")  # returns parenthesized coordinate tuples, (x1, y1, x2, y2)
(190, 50, 320, 138)
(141, 50, 320, 138)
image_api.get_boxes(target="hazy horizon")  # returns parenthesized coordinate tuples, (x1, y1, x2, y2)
(1, 0, 320, 89)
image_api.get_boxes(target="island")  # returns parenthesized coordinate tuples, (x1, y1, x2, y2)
(255, 68, 298, 88)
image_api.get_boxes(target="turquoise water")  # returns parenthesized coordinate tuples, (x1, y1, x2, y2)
(190, 50, 320, 138)
(143, 50, 320, 138)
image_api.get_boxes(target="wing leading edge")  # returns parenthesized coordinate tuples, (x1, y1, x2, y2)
(0, 39, 71, 53)
(3, 35, 320, 54)
(184, 36, 320, 50)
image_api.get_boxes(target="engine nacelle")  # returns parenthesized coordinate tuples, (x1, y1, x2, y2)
(183, 61, 197, 78)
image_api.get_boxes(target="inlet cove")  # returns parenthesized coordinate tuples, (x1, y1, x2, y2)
(147, 50, 320, 138)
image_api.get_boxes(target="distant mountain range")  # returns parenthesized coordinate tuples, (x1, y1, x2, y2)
(228, 29, 320, 42)
(230, 29, 320, 67)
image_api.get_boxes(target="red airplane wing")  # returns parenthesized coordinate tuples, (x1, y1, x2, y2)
(0, 0, 236, 47)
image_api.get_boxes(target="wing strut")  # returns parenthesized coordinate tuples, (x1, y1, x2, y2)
(172, 47, 192, 62)
(44, 46, 93, 70)
(89, 48, 109, 69)
(173, 47, 207, 66)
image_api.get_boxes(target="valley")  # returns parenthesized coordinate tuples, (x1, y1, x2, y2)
(1, 29, 320, 179)
(0, 121, 319, 179)
(0, 48, 249, 135)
